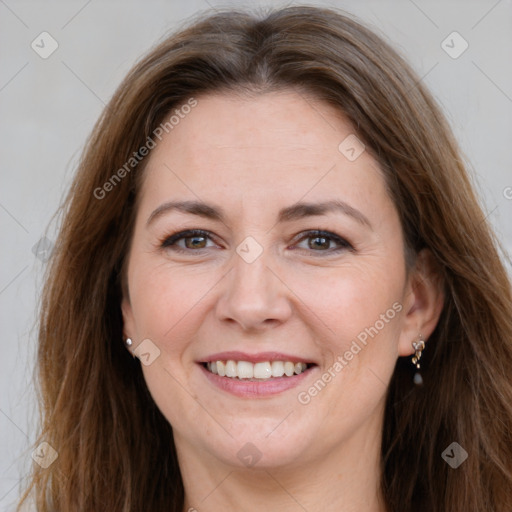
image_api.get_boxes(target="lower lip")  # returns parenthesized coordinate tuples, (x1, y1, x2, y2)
(199, 364, 314, 398)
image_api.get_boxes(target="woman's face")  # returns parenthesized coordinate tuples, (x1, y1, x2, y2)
(122, 90, 426, 471)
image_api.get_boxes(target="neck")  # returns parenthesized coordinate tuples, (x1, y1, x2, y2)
(177, 413, 387, 512)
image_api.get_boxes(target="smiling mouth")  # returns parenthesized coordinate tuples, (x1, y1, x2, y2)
(203, 360, 315, 380)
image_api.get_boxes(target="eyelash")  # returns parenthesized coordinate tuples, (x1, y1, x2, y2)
(159, 229, 354, 255)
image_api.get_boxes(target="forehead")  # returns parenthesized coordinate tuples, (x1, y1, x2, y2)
(156, 90, 356, 164)
(139, 90, 391, 224)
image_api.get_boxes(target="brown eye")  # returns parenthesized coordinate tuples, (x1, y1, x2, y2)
(294, 230, 353, 254)
(161, 229, 217, 252)
(184, 235, 207, 249)
(308, 235, 332, 250)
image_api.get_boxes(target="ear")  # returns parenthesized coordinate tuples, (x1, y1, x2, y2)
(121, 293, 136, 343)
(397, 248, 445, 356)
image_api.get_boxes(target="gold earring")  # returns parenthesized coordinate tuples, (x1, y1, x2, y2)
(411, 334, 425, 386)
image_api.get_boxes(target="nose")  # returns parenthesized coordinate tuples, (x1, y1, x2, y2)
(215, 248, 293, 332)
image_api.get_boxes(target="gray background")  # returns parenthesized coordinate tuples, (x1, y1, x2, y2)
(1, 0, 511, 509)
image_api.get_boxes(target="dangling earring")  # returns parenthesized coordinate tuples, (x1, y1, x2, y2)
(411, 334, 425, 386)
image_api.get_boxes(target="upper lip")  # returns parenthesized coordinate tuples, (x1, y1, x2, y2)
(199, 351, 317, 364)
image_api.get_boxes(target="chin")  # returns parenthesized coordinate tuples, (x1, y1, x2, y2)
(194, 416, 319, 470)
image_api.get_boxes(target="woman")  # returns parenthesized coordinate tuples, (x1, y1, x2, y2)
(20, 5, 512, 511)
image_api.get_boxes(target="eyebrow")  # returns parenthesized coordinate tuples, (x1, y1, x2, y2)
(146, 199, 372, 229)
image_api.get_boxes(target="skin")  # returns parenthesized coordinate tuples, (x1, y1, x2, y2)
(122, 89, 444, 512)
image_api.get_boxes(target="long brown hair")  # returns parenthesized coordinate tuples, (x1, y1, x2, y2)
(19, 6, 512, 511)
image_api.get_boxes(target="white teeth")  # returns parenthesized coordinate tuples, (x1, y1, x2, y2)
(237, 361, 254, 379)
(271, 361, 285, 377)
(225, 360, 237, 377)
(205, 360, 310, 379)
(284, 362, 295, 376)
(253, 362, 272, 379)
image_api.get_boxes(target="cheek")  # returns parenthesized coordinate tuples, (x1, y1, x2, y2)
(290, 267, 404, 442)
(128, 257, 220, 343)
(287, 261, 405, 347)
